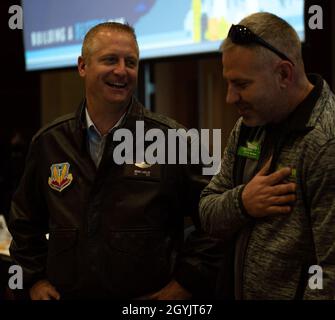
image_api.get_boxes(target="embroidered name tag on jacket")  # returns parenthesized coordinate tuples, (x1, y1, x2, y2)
(123, 163, 160, 181)
(48, 162, 73, 192)
(134, 162, 153, 169)
(134, 162, 153, 177)
(237, 141, 261, 160)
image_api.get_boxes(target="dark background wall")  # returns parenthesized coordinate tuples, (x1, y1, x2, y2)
(303, 0, 333, 86)
(0, 0, 40, 145)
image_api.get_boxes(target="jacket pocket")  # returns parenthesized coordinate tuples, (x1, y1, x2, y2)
(47, 228, 77, 289)
(104, 229, 172, 297)
(108, 229, 170, 256)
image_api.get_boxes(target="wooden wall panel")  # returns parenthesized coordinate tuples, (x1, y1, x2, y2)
(154, 59, 198, 129)
(41, 69, 84, 125)
(198, 56, 239, 151)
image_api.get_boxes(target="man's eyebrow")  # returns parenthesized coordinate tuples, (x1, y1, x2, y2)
(97, 54, 138, 63)
(125, 55, 138, 60)
(223, 76, 251, 83)
(99, 53, 117, 59)
(230, 78, 252, 83)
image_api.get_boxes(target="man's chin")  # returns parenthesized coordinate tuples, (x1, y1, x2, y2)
(242, 117, 255, 127)
(107, 95, 130, 105)
(106, 97, 132, 110)
(242, 117, 263, 127)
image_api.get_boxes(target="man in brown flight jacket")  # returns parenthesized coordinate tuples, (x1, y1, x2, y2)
(9, 22, 223, 300)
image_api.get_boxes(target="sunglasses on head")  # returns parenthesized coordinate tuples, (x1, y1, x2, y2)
(227, 24, 294, 65)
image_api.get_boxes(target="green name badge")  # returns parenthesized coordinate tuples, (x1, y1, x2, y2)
(237, 141, 261, 160)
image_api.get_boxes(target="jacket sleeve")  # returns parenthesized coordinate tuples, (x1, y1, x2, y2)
(173, 126, 241, 298)
(302, 141, 335, 299)
(172, 161, 226, 298)
(199, 119, 253, 240)
(8, 138, 49, 289)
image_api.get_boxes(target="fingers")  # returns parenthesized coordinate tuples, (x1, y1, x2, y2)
(271, 182, 296, 195)
(266, 205, 292, 215)
(30, 280, 60, 300)
(47, 287, 61, 300)
(256, 157, 272, 176)
(266, 167, 293, 185)
(268, 193, 296, 205)
(134, 291, 157, 300)
(32, 288, 60, 300)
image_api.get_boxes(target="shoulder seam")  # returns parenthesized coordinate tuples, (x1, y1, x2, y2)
(33, 113, 76, 142)
(143, 109, 185, 130)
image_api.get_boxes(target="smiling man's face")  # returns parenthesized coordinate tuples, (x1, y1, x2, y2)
(78, 29, 139, 112)
(222, 46, 283, 127)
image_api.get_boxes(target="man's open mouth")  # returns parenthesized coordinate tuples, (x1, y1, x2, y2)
(106, 81, 127, 89)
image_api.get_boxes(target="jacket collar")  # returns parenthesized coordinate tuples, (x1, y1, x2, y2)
(257, 74, 325, 138)
(74, 96, 145, 153)
(278, 73, 324, 134)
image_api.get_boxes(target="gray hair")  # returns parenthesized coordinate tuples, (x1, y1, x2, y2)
(221, 12, 303, 67)
(81, 21, 139, 60)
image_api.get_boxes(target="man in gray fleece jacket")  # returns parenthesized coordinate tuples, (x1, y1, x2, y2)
(200, 12, 335, 299)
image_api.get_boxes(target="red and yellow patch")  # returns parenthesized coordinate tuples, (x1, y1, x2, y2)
(48, 162, 73, 192)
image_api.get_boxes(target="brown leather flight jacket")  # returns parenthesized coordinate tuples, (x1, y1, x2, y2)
(9, 98, 224, 299)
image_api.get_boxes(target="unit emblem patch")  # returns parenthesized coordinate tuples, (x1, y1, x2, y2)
(48, 162, 73, 192)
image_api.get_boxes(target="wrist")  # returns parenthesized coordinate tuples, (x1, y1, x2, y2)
(239, 185, 252, 218)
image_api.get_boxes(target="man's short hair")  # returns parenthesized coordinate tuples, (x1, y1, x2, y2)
(221, 12, 303, 67)
(81, 21, 139, 60)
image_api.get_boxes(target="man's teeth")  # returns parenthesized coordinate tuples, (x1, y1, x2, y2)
(107, 82, 126, 88)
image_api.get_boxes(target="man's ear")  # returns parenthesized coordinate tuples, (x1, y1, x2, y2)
(78, 56, 86, 77)
(276, 61, 294, 89)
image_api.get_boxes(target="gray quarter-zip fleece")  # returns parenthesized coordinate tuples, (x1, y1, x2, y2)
(200, 75, 335, 299)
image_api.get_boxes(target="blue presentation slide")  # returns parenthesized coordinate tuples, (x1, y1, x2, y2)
(22, 0, 304, 71)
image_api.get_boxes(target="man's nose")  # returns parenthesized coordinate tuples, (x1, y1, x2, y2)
(226, 85, 240, 105)
(113, 60, 127, 75)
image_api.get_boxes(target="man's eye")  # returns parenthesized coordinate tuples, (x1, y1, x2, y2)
(236, 82, 249, 89)
(126, 60, 137, 68)
(105, 57, 117, 64)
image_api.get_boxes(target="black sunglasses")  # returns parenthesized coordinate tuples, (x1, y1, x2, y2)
(228, 24, 294, 65)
